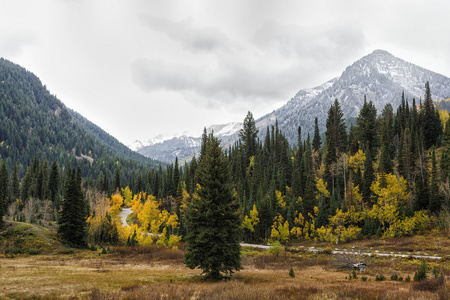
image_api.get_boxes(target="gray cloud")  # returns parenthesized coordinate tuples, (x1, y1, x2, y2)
(0, 32, 36, 58)
(140, 14, 232, 53)
(132, 16, 367, 111)
(250, 20, 366, 66)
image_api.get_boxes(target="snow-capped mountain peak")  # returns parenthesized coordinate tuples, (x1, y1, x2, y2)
(131, 50, 450, 163)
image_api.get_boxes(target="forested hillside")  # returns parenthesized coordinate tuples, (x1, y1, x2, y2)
(0, 58, 162, 197)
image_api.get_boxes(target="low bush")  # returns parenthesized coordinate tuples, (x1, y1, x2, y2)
(28, 249, 41, 255)
(375, 274, 385, 281)
(6, 247, 23, 254)
(412, 278, 444, 292)
(289, 267, 295, 278)
(60, 248, 74, 254)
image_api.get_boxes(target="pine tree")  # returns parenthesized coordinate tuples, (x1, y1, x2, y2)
(312, 117, 322, 169)
(48, 161, 60, 205)
(324, 99, 347, 191)
(312, 117, 321, 152)
(114, 167, 121, 192)
(239, 111, 259, 165)
(429, 147, 441, 213)
(57, 166, 88, 248)
(420, 82, 442, 149)
(0, 160, 9, 227)
(185, 133, 241, 279)
(362, 145, 375, 205)
(172, 157, 180, 196)
(10, 163, 19, 204)
(356, 97, 379, 159)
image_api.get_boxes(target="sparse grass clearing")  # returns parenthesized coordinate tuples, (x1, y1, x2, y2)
(2, 221, 450, 299)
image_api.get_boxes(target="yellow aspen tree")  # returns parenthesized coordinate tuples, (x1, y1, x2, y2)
(242, 204, 260, 232)
(138, 195, 160, 232)
(370, 173, 409, 236)
(275, 190, 286, 208)
(290, 211, 305, 239)
(121, 186, 133, 206)
(131, 192, 145, 215)
(349, 149, 366, 175)
(270, 214, 290, 243)
(109, 192, 124, 219)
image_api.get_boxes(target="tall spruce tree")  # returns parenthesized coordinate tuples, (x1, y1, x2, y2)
(48, 161, 60, 206)
(239, 111, 259, 165)
(113, 167, 121, 192)
(57, 166, 88, 248)
(0, 160, 8, 227)
(10, 163, 19, 204)
(324, 99, 347, 192)
(185, 133, 241, 279)
(429, 147, 441, 213)
(420, 82, 442, 149)
(356, 97, 379, 159)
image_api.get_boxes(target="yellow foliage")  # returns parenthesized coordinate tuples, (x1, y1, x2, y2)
(121, 186, 133, 206)
(316, 177, 330, 199)
(270, 214, 290, 243)
(168, 234, 182, 247)
(370, 173, 409, 231)
(349, 149, 366, 174)
(135, 194, 182, 246)
(316, 226, 336, 242)
(109, 192, 124, 219)
(275, 190, 286, 208)
(438, 109, 449, 129)
(313, 206, 319, 217)
(241, 204, 259, 232)
(131, 192, 146, 215)
(290, 211, 305, 239)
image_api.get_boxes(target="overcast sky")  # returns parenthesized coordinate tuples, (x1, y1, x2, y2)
(1, 0, 450, 145)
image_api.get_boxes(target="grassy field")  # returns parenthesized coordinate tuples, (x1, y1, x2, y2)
(1, 221, 450, 299)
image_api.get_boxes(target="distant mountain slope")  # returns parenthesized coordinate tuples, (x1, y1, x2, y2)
(0, 58, 162, 182)
(133, 50, 450, 163)
(135, 122, 242, 163)
(68, 109, 155, 165)
(256, 50, 450, 142)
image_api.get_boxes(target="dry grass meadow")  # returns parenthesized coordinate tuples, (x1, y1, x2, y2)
(1, 221, 450, 299)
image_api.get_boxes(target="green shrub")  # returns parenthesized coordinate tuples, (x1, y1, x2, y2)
(405, 275, 411, 282)
(375, 274, 385, 281)
(390, 274, 398, 281)
(28, 249, 41, 255)
(412, 278, 444, 292)
(361, 276, 367, 281)
(414, 260, 428, 281)
(61, 248, 74, 254)
(268, 241, 284, 257)
(289, 268, 295, 278)
(432, 265, 439, 279)
(6, 247, 23, 254)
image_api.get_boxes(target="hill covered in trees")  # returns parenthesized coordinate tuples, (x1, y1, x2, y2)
(0, 58, 163, 194)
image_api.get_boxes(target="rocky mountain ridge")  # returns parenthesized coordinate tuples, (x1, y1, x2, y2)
(132, 50, 450, 163)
